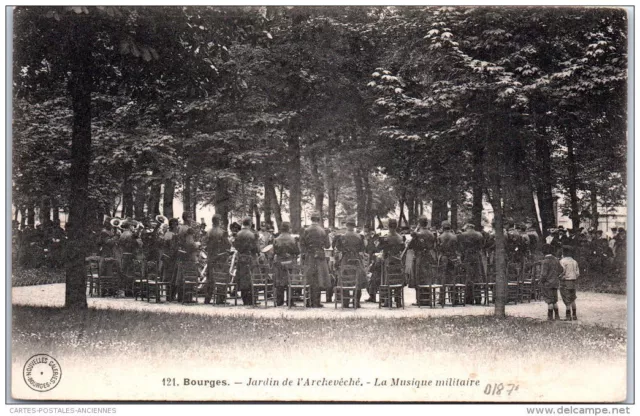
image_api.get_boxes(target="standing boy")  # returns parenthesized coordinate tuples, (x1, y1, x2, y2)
(560, 247, 580, 321)
(539, 244, 563, 320)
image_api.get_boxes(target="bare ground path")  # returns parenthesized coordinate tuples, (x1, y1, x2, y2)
(12, 283, 627, 329)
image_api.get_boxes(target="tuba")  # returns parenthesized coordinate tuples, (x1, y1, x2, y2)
(110, 218, 124, 229)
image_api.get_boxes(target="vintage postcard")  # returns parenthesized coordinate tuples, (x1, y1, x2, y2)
(9, 5, 630, 403)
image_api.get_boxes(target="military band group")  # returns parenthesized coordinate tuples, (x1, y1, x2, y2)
(13, 209, 627, 311)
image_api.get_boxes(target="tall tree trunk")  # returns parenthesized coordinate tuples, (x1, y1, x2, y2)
(163, 179, 175, 218)
(122, 169, 134, 218)
(215, 178, 230, 231)
(192, 178, 198, 221)
(407, 195, 416, 227)
(19, 207, 26, 228)
(326, 156, 337, 229)
(253, 203, 261, 230)
(503, 137, 536, 225)
(490, 180, 507, 318)
(419, 201, 424, 217)
(353, 170, 365, 228)
(65, 21, 93, 309)
(590, 184, 599, 230)
(363, 172, 373, 229)
(134, 182, 146, 219)
(264, 176, 282, 230)
(40, 197, 51, 224)
(27, 204, 35, 226)
(450, 198, 458, 231)
(472, 145, 484, 230)
(310, 156, 324, 223)
(264, 179, 272, 226)
(288, 136, 302, 233)
(148, 182, 161, 217)
(431, 198, 447, 228)
(566, 134, 581, 229)
(183, 175, 192, 218)
(398, 198, 407, 228)
(535, 137, 555, 236)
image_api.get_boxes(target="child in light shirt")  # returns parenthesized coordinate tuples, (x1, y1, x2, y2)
(560, 248, 580, 321)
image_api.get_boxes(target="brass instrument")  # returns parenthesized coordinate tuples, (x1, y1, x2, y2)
(110, 218, 124, 229)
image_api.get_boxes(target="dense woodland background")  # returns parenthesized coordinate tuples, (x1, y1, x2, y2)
(12, 6, 627, 311)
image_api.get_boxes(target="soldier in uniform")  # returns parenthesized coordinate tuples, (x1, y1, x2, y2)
(176, 212, 199, 262)
(160, 218, 179, 292)
(407, 215, 436, 305)
(300, 211, 331, 307)
(234, 217, 260, 306)
(335, 217, 367, 308)
(458, 223, 484, 304)
(204, 214, 231, 304)
(504, 218, 521, 266)
(98, 218, 118, 274)
(362, 225, 377, 268)
(379, 218, 405, 307)
(119, 220, 143, 295)
(437, 220, 458, 302)
(272, 221, 300, 306)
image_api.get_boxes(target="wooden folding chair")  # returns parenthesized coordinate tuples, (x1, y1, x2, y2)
(334, 265, 359, 310)
(379, 256, 405, 309)
(286, 264, 311, 308)
(250, 264, 276, 308)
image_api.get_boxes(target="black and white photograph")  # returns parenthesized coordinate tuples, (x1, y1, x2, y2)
(8, 5, 631, 403)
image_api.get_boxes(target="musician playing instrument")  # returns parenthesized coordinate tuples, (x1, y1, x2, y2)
(408, 215, 436, 304)
(234, 217, 260, 306)
(273, 221, 300, 306)
(380, 218, 405, 307)
(204, 214, 231, 305)
(334, 217, 367, 308)
(160, 218, 179, 287)
(300, 211, 331, 308)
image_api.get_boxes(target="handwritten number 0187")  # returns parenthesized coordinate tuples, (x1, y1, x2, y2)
(484, 383, 519, 395)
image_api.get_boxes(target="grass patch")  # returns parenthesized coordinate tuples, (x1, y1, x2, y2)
(12, 305, 626, 363)
(12, 266, 66, 287)
(578, 271, 626, 295)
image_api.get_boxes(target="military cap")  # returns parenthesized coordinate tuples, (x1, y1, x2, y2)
(310, 211, 321, 221)
(464, 223, 475, 230)
(280, 221, 291, 232)
(418, 215, 429, 225)
(346, 216, 356, 226)
(441, 220, 451, 229)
